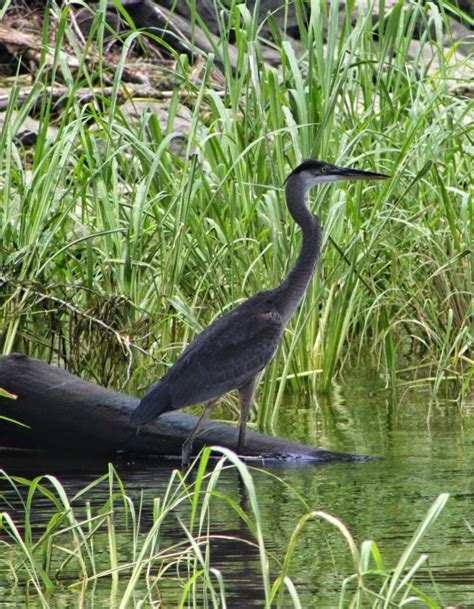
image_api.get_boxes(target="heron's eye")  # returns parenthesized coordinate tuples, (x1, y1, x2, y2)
(321, 166, 328, 173)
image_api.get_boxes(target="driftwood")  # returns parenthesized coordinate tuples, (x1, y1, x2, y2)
(0, 25, 80, 72)
(0, 83, 206, 113)
(125, 0, 282, 68)
(0, 354, 369, 463)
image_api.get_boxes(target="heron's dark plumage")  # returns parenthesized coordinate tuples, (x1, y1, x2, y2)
(130, 380, 171, 425)
(289, 159, 328, 175)
(130, 159, 389, 462)
(132, 291, 283, 425)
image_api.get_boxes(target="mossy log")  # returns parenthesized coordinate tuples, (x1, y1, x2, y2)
(0, 354, 369, 463)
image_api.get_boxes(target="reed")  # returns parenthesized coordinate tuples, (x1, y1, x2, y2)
(0, 0, 471, 430)
(0, 449, 449, 608)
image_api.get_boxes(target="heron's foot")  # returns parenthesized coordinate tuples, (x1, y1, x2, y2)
(236, 415, 247, 454)
(237, 435, 246, 456)
(181, 440, 193, 468)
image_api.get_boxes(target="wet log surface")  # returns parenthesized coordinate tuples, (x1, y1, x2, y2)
(0, 354, 370, 463)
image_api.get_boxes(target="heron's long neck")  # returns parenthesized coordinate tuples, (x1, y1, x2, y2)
(274, 177, 322, 323)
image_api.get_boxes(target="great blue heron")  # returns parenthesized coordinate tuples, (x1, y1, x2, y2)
(131, 159, 389, 465)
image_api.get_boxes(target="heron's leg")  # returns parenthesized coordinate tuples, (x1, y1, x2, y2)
(237, 376, 258, 454)
(181, 398, 217, 468)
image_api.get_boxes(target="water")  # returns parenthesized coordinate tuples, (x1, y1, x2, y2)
(1, 370, 473, 608)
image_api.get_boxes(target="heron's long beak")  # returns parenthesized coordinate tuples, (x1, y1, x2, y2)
(333, 165, 390, 181)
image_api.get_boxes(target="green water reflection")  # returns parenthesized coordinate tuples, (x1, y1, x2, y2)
(269, 371, 474, 607)
(1, 368, 473, 608)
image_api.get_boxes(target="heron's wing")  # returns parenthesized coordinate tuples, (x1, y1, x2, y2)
(164, 303, 283, 408)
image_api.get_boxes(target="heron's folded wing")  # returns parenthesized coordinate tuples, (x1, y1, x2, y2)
(164, 306, 283, 407)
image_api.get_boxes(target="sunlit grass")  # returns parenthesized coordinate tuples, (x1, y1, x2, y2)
(0, 449, 450, 608)
(0, 0, 472, 428)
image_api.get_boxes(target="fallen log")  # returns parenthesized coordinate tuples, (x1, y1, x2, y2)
(0, 354, 369, 463)
(0, 84, 187, 113)
(124, 0, 282, 68)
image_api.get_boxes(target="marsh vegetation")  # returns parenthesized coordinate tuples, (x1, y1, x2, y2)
(1, 0, 471, 414)
(0, 447, 457, 608)
(0, 0, 472, 606)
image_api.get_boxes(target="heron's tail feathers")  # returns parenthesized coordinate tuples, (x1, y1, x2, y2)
(130, 381, 172, 426)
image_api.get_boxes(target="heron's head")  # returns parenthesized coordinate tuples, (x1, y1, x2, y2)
(288, 159, 389, 192)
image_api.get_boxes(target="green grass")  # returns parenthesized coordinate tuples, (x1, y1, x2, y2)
(0, 449, 451, 608)
(0, 0, 472, 432)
